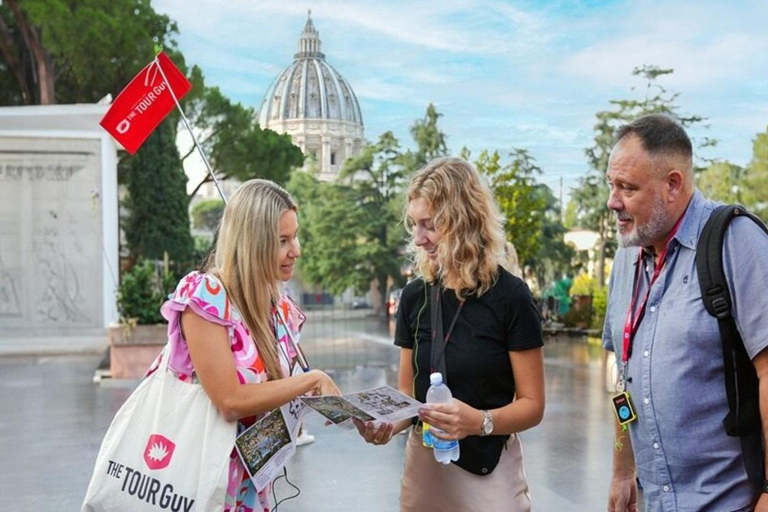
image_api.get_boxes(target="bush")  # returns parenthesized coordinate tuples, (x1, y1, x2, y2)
(570, 272, 596, 296)
(193, 235, 215, 269)
(117, 259, 176, 325)
(566, 271, 607, 330)
(563, 304, 591, 328)
(591, 285, 607, 330)
(191, 199, 225, 232)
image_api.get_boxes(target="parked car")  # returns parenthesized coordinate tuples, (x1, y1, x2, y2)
(387, 288, 403, 318)
(351, 298, 372, 309)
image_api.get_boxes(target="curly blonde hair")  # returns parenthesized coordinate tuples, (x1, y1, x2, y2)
(404, 157, 507, 298)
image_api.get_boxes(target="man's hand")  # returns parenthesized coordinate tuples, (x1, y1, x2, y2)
(607, 476, 639, 512)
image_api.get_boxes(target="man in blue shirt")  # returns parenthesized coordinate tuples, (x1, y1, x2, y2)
(603, 114, 768, 511)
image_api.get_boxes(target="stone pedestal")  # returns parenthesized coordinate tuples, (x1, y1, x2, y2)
(108, 323, 167, 379)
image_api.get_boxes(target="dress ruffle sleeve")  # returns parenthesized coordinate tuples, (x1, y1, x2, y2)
(156, 271, 259, 379)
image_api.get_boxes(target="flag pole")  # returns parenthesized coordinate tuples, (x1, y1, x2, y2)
(153, 53, 228, 204)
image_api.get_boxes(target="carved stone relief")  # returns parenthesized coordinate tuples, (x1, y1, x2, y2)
(0, 137, 103, 333)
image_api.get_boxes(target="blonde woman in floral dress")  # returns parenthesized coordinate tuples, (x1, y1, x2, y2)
(146, 179, 340, 511)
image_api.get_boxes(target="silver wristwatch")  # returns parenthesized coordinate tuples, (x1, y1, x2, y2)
(480, 410, 494, 436)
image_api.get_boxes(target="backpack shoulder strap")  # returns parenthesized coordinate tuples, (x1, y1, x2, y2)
(696, 204, 768, 436)
(697, 204, 768, 318)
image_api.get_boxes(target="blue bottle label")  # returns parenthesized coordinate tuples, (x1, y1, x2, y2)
(433, 437, 459, 450)
(421, 423, 434, 448)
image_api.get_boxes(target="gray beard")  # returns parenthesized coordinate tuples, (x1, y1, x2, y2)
(617, 196, 669, 248)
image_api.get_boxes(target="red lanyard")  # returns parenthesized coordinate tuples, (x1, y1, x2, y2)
(621, 216, 684, 363)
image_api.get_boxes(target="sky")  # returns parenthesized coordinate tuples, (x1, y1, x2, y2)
(154, 0, 768, 200)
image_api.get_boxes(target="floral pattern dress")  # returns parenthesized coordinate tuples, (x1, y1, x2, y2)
(145, 271, 306, 512)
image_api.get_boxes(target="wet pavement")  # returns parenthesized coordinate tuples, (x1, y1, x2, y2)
(0, 314, 627, 511)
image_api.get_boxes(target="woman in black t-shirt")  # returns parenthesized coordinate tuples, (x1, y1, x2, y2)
(353, 157, 545, 512)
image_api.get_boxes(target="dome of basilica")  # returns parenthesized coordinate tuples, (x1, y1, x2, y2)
(257, 15, 364, 127)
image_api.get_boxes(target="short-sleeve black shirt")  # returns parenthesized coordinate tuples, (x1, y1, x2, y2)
(395, 267, 543, 412)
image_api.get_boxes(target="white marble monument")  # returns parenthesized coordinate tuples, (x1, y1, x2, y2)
(0, 105, 119, 344)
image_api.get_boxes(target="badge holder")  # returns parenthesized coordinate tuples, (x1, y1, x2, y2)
(611, 390, 637, 426)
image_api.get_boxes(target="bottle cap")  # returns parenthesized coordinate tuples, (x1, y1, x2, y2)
(430, 372, 443, 385)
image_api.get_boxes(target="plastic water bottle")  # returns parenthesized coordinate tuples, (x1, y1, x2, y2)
(425, 372, 460, 464)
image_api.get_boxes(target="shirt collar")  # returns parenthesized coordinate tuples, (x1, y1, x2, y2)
(672, 189, 708, 251)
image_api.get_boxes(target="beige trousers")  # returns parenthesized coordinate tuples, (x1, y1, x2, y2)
(400, 429, 531, 512)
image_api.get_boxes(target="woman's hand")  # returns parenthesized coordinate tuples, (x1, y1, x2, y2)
(307, 369, 341, 396)
(418, 398, 481, 441)
(352, 418, 395, 446)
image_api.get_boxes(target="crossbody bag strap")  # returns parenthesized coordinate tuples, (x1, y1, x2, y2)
(430, 283, 446, 382)
(429, 283, 464, 386)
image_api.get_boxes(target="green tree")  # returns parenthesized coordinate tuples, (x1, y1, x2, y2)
(472, 148, 547, 264)
(407, 103, 448, 167)
(191, 198, 225, 232)
(184, 85, 304, 197)
(336, 132, 407, 315)
(289, 132, 408, 316)
(288, 104, 450, 316)
(571, 65, 715, 286)
(287, 171, 367, 295)
(123, 119, 193, 265)
(742, 127, 768, 220)
(697, 161, 743, 205)
(398, 103, 450, 180)
(0, 0, 179, 105)
(528, 184, 576, 292)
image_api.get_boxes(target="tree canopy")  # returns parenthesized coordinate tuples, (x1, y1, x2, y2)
(191, 198, 225, 232)
(568, 65, 714, 286)
(0, 0, 180, 105)
(122, 119, 193, 265)
(182, 84, 304, 197)
(742, 127, 768, 220)
(288, 132, 408, 315)
(467, 148, 544, 263)
(286, 106, 450, 315)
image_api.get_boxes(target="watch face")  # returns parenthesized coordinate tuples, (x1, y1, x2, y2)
(482, 414, 493, 434)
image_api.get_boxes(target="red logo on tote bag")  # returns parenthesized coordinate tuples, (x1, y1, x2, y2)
(144, 434, 176, 470)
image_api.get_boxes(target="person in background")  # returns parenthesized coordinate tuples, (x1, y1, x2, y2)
(354, 157, 545, 512)
(147, 179, 340, 510)
(603, 114, 768, 511)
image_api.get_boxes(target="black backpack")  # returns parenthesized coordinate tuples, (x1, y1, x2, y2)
(697, 204, 768, 438)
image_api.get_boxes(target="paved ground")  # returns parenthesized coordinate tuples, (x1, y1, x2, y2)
(0, 314, 633, 511)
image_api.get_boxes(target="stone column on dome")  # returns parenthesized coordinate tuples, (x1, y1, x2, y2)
(294, 135, 306, 153)
(321, 135, 331, 176)
(344, 137, 353, 163)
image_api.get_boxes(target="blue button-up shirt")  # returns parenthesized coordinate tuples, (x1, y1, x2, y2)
(604, 190, 768, 511)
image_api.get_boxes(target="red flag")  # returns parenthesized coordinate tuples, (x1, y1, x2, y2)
(100, 52, 192, 155)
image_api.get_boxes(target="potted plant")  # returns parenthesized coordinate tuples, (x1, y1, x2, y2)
(108, 259, 175, 379)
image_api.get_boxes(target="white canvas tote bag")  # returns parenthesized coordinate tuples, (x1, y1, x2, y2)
(82, 345, 236, 512)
